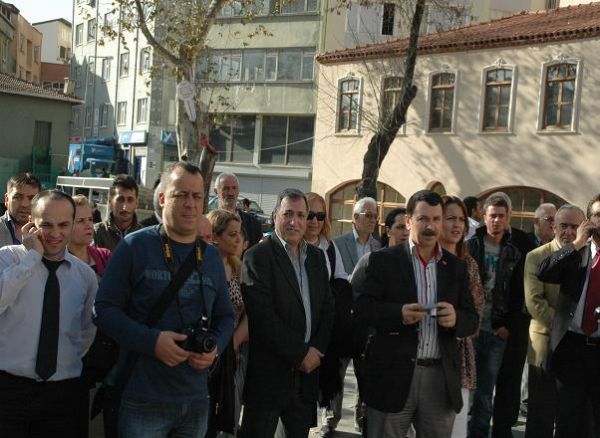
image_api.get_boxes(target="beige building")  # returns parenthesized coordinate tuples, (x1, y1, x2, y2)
(313, 2, 600, 235)
(13, 12, 42, 84)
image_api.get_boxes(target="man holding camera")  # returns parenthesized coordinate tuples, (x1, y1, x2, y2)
(537, 194, 600, 438)
(353, 190, 478, 437)
(94, 162, 234, 437)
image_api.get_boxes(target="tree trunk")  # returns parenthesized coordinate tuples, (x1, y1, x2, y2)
(175, 66, 216, 210)
(356, 0, 426, 201)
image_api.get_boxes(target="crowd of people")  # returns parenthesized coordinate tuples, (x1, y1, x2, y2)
(0, 165, 599, 438)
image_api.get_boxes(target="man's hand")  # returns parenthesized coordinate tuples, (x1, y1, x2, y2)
(573, 219, 596, 250)
(188, 347, 218, 371)
(22, 222, 44, 256)
(436, 302, 456, 328)
(494, 326, 510, 339)
(155, 331, 190, 367)
(300, 347, 324, 374)
(402, 303, 427, 325)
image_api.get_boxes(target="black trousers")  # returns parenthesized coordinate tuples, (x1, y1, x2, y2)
(493, 314, 530, 438)
(552, 331, 600, 438)
(0, 371, 82, 438)
(524, 364, 557, 438)
(239, 372, 315, 438)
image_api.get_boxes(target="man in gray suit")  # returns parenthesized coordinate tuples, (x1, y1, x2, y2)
(0, 173, 41, 248)
(320, 197, 380, 437)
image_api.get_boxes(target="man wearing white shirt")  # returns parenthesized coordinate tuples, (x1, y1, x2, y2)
(0, 190, 98, 437)
(463, 196, 483, 241)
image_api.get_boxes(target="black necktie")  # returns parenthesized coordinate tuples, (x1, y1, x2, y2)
(36, 258, 63, 381)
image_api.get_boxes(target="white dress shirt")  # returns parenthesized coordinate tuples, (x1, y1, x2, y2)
(569, 241, 600, 336)
(0, 245, 97, 381)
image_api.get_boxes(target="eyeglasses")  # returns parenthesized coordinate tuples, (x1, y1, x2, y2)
(307, 211, 326, 221)
(541, 216, 555, 223)
(359, 212, 378, 221)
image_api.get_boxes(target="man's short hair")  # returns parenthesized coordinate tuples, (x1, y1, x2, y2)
(109, 174, 139, 198)
(483, 192, 511, 215)
(555, 204, 584, 220)
(534, 203, 556, 219)
(406, 190, 443, 216)
(32, 190, 76, 220)
(214, 172, 238, 191)
(353, 197, 377, 215)
(160, 162, 203, 192)
(463, 196, 479, 217)
(7, 172, 42, 192)
(272, 188, 308, 216)
(586, 194, 600, 218)
(242, 198, 250, 208)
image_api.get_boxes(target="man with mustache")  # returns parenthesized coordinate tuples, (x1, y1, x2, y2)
(353, 190, 478, 437)
(214, 173, 262, 248)
(93, 174, 143, 250)
(467, 192, 524, 438)
(0, 173, 41, 247)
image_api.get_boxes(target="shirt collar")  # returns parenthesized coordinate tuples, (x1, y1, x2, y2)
(44, 249, 73, 267)
(408, 239, 443, 264)
(353, 226, 373, 245)
(275, 230, 307, 257)
(592, 240, 599, 258)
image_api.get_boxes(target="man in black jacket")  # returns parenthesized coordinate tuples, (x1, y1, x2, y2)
(353, 190, 478, 437)
(467, 193, 526, 438)
(239, 188, 334, 438)
(214, 173, 262, 247)
(537, 194, 600, 438)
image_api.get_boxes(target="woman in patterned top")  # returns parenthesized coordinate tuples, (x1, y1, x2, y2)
(439, 195, 484, 438)
(206, 209, 247, 438)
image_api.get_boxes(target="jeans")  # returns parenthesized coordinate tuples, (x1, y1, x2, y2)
(468, 330, 507, 438)
(119, 396, 209, 438)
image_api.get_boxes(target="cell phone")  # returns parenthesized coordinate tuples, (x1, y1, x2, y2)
(424, 302, 438, 317)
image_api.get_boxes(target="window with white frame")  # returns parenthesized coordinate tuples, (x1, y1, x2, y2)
(99, 103, 110, 127)
(540, 60, 580, 131)
(140, 48, 151, 73)
(136, 98, 148, 124)
(260, 115, 314, 166)
(428, 72, 456, 132)
(117, 101, 127, 125)
(88, 60, 95, 87)
(381, 76, 403, 123)
(200, 48, 315, 82)
(119, 52, 129, 77)
(75, 23, 83, 45)
(104, 11, 115, 29)
(87, 18, 96, 42)
(270, 0, 318, 14)
(381, 3, 395, 35)
(481, 66, 515, 132)
(221, 0, 268, 17)
(102, 58, 111, 81)
(85, 107, 92, 128)
(210, 115, 255, 163)
(337, 77, 361, 132)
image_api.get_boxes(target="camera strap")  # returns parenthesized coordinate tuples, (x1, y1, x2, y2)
(116, 226, 205, 390)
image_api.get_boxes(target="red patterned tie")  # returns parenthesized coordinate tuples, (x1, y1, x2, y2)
(582, 251, 600, 336)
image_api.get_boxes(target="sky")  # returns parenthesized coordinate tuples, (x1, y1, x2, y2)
(9, 0, 73, 24)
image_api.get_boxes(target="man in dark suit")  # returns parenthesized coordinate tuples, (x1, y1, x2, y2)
(239, 188, 335, 438)
(537, 193, 600, 438)
(353, 190, 478, 437)
(214, 173, 263, 247)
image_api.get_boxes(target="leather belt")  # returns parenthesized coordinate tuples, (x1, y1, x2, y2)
(416, 358, 442, 367)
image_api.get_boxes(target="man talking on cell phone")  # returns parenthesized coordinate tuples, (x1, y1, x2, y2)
(352, 190, 478, 437)
(0, 190, 98, 437)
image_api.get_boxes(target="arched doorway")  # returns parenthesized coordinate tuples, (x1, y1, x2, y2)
(477, 186, 569, 232)
(327, 180, 406, 237)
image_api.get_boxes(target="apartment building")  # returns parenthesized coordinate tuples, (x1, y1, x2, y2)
(33, 18, 72, 90)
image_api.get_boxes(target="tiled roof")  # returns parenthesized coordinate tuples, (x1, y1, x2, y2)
(0, 72, 82, 104)
(317, 2, 600, 65)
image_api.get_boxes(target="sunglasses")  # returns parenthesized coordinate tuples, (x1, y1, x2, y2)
(307, 211, 327, 221)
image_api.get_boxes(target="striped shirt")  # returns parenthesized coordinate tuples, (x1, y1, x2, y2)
(409, 239, 443, 359)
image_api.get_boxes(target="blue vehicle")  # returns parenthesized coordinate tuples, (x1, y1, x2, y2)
(67, 139, 116, 177)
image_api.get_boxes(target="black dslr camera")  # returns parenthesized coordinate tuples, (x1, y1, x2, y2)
(178, 316, 217, 354)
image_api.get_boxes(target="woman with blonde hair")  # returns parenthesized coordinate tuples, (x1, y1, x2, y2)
(206, 209, 248, 437)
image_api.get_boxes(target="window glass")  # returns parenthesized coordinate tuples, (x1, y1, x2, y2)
(277, 50, 301, 80)
(243, 50, 265, 81)
(231, 116, 255, 162)
(287, 116, 314, 166)
(261, 116, 287, 164)
(543, 62, 576, 130)
(265, 52, 277, 80)
(301, 52, 314, 80)
(429, 72, 455, 132)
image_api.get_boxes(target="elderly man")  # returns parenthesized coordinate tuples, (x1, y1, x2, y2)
(239, 188, 334, 438)
(353, 189, 478, 436)
(530, 203, 557, 247)
(214, 173, 262, 247)
(537, 194, 600, 438)
(0, 173, 41, 247)
(524, 204, 585, 438)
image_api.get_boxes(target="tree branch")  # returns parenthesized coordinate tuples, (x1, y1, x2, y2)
(197, 0, 230, 46)
(133, 0, 181, 66)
